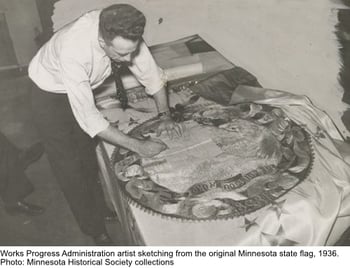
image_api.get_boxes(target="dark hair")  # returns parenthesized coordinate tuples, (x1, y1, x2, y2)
(99, 4, 146, 43)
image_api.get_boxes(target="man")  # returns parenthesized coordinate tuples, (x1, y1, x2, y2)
(29, 4, 181, 245)
(0, 131, 44, 216)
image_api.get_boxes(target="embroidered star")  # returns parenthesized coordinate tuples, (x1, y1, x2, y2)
(261, 225, 298, 246)
(240, 217, 258, 232)
(269, 199, 289, 219)
(308, 175, 320, 185)
(314, 126, 326, 140)
(128, 117, 139, 126)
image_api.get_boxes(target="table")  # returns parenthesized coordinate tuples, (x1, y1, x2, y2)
(95, 36, 350, 246)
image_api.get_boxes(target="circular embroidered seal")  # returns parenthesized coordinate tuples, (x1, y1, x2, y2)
(111, 102, 314, 221)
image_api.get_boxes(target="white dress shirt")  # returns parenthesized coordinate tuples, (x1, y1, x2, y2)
(29, 10, 166, 137)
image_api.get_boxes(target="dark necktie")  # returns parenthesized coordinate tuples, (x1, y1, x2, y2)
(111, 60, 128, 110)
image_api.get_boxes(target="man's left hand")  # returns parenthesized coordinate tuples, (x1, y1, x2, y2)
(156, 115, 184, 139)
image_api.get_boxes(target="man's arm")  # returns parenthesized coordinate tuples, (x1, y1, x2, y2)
(128, 42, 183, 137)
(153, 86, 170, 115)
(98, 126, 167, 158)
(58, 54, 167, 157)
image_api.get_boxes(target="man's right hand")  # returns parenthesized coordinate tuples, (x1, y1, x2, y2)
(136, 138, 168, 158)
(98, 125, 168, 158)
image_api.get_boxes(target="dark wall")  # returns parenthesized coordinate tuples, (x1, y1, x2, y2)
(0, 12, 18, 66)
(35, 0, 58, 46)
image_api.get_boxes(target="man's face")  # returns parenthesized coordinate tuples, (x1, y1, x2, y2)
(103, 36, 139, 64)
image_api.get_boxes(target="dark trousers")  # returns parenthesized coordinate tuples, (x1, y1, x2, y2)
(0, 132, 33, 204)
(31, 85, 107, 237)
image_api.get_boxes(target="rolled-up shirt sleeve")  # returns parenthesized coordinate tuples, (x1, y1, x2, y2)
(59, 56, 110, 137)
(128, 41, 167, 95)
